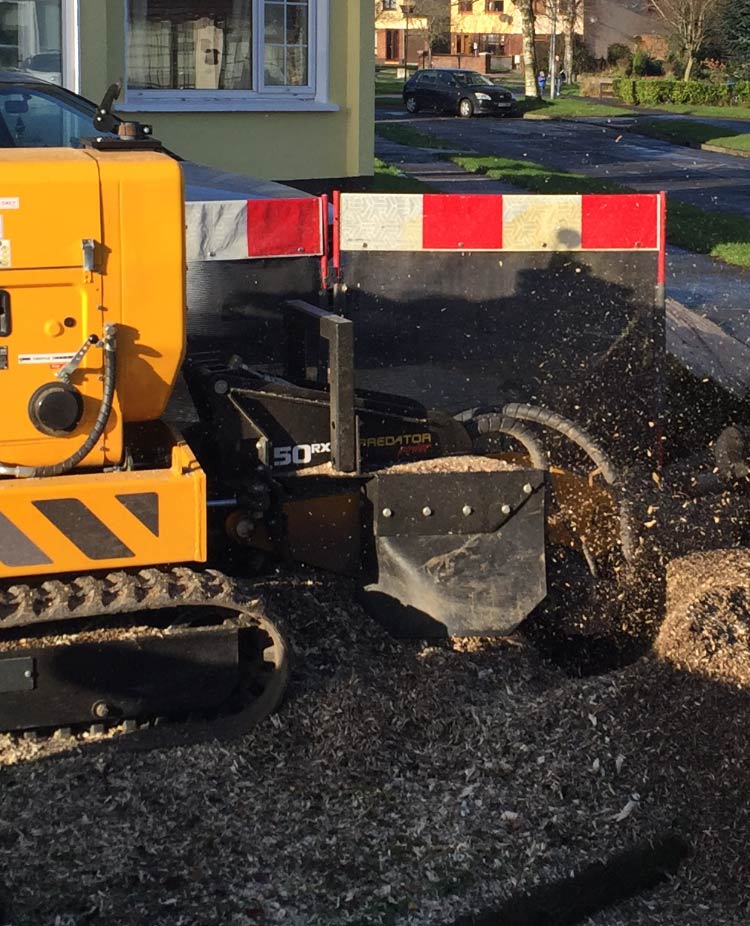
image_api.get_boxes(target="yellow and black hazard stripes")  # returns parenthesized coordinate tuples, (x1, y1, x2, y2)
(2, 493, 160, 565)
(0, 511, 52, 567)
(33, 498, 140, 561)
(0, 439, 206, 580)
(115, 492, 160, 537)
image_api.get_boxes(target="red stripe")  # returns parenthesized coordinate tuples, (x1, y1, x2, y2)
(332, 190, 341, 273)
(246, 198, 322, 258)
(422, 194, 503, 249)
(581, 194, 658, 250)
(320, 193, 329, 286)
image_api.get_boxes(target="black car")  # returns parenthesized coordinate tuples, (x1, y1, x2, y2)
(402, 68, 517, 118)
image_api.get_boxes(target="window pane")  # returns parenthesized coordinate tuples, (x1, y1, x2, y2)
(0, 87, 113, 147)
(263, 43, 285, 86)
(264, 0, 308, 87)
(264, 3, 284, 43)
(0, 0, 62, 83)
(286, 45, 307, 84)
(127, 0, 252, 91)
(286, 5, 307, 44)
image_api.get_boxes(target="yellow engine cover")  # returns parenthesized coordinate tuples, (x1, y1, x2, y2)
(0, 147, 185, 470)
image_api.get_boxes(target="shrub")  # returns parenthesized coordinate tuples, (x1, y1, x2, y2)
(607, 42, 633, 70)
(612, 77, 636, 104)
(612, 78, 737, 107)
(702, 57, 728, 83)
(631, 48, 648, 76)
(637, 78, 675, 105)
(573, 36, 598, 76)
(630, 49, 664, 77)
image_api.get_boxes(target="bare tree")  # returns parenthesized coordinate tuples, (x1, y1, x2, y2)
(561, 0, 582, 80)
(516, 0, 539, 97)
(412, 0, 453, 62)
(649, 0, 726, 80)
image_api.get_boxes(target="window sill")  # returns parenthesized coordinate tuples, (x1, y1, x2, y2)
(118, 96, 339, 114)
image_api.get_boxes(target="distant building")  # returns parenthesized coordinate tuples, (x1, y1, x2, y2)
(451, 0, 665, 61)
(375, 1, 432, 65)
(376, 0, 667, 70)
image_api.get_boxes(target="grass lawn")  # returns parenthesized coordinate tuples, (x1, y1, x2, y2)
(452, 154, 750, 267)
(519, 97, 633, 119)
(632, 118, 750, 153)
(375, 76, 405, 96)
(375, 122, 460, 150)
(642, 102, 750, 120)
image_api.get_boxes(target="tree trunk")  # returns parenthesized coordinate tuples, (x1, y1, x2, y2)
(563, 0, 576, 81)
(684, 51, 695, 81)
(518, 0, 539, 97)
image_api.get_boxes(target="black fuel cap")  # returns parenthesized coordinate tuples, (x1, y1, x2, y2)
(29, 383, 84, 436)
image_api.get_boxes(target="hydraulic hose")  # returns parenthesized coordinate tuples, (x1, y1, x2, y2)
(0, 324, 117, 479)
(459, 411, 548, 472)
(502, 404, 619, 486)
(501, 403, 636, 564)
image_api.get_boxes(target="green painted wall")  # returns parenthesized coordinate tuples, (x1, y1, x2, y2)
(78, 0, 374, 181)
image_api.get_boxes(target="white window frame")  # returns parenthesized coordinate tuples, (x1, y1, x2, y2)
(120, 0, 334, 112)
(62, 0, 80, 92)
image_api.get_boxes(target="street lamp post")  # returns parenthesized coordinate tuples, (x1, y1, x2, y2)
(400, 3, 415, 79)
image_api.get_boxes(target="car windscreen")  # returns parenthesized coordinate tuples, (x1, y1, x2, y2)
(454, 72, 494, 87)
(0, 87, 116, 148)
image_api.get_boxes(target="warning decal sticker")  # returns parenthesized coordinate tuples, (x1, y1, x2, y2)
(0, 241, 11, 268)
(18, 352, 75, 365)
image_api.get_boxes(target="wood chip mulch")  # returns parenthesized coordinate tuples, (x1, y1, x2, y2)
(2, 547, 750, 926)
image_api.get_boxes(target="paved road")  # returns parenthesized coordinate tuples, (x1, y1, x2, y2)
(376, 110, 750, 216)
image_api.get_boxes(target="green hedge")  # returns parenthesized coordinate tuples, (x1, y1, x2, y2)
(612, 78, 750, 107)
(612, 78, 636, 104)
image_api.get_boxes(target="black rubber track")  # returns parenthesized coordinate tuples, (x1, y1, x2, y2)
(0, 566, 290, 750)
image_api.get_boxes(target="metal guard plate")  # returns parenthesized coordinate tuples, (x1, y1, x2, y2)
(367, 468, 544, 537)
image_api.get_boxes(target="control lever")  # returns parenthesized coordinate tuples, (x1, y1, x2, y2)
(93, 80, 154, 141)
(93, 81, 123, 135)
(55, 334, 100, 384)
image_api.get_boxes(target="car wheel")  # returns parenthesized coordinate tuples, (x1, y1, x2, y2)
(458, 97, 474, 118)
(405, 95, 419, 114)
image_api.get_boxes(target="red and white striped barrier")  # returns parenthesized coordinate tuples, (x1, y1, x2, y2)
(336, 193, 663, 254)
(186, 197, 325, 262)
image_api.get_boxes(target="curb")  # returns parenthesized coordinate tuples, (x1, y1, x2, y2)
(626, 127, 750, 159)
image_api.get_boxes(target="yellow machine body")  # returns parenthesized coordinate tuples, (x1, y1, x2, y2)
(0, 435, 206, 579)
(0, 147, 207, 579)
(0, 147, 185, 469)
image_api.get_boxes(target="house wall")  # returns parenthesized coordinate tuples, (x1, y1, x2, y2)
(78, 0, 374, 182)
(450, 1, 583, 56)
(374, 5, 430, 63)
(451, 9, 515, 36)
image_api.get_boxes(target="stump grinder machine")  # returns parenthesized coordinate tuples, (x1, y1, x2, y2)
(0, 129, 665, 744)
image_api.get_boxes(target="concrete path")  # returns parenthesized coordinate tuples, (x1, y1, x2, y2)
(375, 135, 519, 193)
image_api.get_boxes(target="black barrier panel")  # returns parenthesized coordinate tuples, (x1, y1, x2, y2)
(341, 250, 664, 474)
(186, 258, 322, 363)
